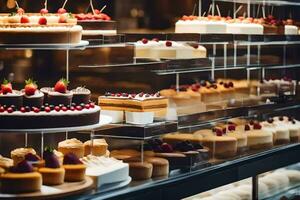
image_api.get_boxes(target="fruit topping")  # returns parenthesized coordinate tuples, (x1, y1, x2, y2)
(54, 106, 60, 112)
(63, 153, 82, 165)
(279, 116, 284, 121)
(38, 17, 47, 25)
(165, 41, 172, 47)
(267, 118, 274, 124)
(40, 8, 48, 15)
(59, 15, 67, 23)
(228, 124, 236, 131)
(25, 153, 40, 162)
(253, 123, 262, 130)
(54, 78, 69, 93)
(11, 160, 34, 173)
(44, 147, 60, 168)
(1, 79, 12, 94)
(160, 143, 173, 153)
(24, 79, 37, 96)
(7, 107, 14, 113)
(215, 128, 223, 136)
(58, 8, 67, 14)
(20, 16, 29, 23)
(141, 38, 148, 44)
(244, 124, 251, 131)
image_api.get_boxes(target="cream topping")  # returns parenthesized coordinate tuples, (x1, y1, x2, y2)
(58, 138, 83, 148)
(11, 147, 36, 158)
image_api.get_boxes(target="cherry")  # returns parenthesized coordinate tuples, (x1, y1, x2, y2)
(76, 106, 82, 111)
(141, 38, 148, 44)
(40, 8, 49, 15)
(62, 106, 68, 111)
(33, 107, 40, 113)
(54, 106, 60, 112)
(165, 41, 172, 47)
(0, 106, 4, 113)
(57, 8, 67, 14)
(45, 107, 51, 112)
(20, 107, 26, 113)
(7, 107, 13, 113)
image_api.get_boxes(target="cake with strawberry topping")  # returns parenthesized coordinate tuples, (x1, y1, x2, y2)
(75, 2, 117, 36)
(38, 147, 65, 185)
(22, 79, 44, 108)
(48, 78, 73, 106)
(0, 79, 23, 108)
(0, 4, 82, 44)
(0, 160, 42, 193)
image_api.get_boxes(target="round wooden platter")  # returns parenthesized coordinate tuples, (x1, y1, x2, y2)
(0, 177, 94, 200)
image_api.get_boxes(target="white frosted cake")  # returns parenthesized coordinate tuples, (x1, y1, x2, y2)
(285, 25, 298, 35)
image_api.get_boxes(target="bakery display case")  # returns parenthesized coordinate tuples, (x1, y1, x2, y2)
(1, 0, 300, 199)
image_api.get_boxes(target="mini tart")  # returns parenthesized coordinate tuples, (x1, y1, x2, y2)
(128, 162, 153, 180)
(63, 164, 86, 182)
(58, 138, 84, 158)
(145, 157, 169, 178)
(0, 172, 42, 193)
(84, 139, 108, 156)
(38, 167, 65, 185)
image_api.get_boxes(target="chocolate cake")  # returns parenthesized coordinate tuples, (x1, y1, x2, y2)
(48, 91, 73, 106)
(71, 87, 91, 104)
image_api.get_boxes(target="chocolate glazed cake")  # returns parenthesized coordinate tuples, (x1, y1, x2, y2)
(0, 106, 100, 129)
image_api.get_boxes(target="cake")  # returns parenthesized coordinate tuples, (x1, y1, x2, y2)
(71, 87, 91, 104)
(175, 15, 227, 34)
(262, 118, 290, 145)
(83, 139, 108, 156)
(10, 147, 39, 166)
(226, 17, 264, 34)
(134, 39, 207, 60)
(48, 79, 73, 106)
(127, 162, 153, 180)
(38, 148, 65, 185)
(0, 155, 13, 171)
(201, 128, 238, 159)
(225, 124, 248, 153)
(0, 8, 82, 44)
(22, 79, 44, 108)
(0, 79, 101, 129)
(247, 123, 273, 150)
(80, 155, 129, 188)
(0, 79, 23, 108)
(63, 153, 86, 182)
(58, 138, 84, 158)
(0, 160, 42, 193)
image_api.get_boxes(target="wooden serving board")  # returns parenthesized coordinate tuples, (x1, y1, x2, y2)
(0, 177, 93, 200)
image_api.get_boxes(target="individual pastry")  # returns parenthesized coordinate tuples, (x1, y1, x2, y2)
(0, 79, 23, 108)
(261, 118, 290, 145)
(71, 87, 91, 104)
(63, 153, 86, 182)
(38, 148, 65, 185)
(0, 160, 42, 193)
(225, 124, 248, 153)
(145, 157, 169, 178)
(127, 162, 153, 180)
(58, 138, 84, 158)
(10, 147, 44, 167)
(84, 139, 108, 156)
(22, 79, 44, 108)
(48, 79, 73, 106)
(247, 123, 273, 150)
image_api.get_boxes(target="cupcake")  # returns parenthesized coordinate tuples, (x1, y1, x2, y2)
(48, 79, 73, 106)
(63, 153, 86, 182)
(22, 79, 44, 108)
(84, 139, 108, 156)
(38, 148, 65, 185)
(0, 160, 42, 193)
(58, 138, 84, 158)
(0, 79, 23, 108)
(10, 148, 42, 166)
(71, 87, 91, 105)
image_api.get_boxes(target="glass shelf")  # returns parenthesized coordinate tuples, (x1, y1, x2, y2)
(214, 0, 300, 6)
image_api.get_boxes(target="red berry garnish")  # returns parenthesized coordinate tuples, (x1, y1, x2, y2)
(7, 107, 13, 113)
(40, 8, 49, 15)
(20, 16, 30, 23)
(62, 106, 68, 112)
(57, 8, 67, 14)
(38, 17, 47, 25)
(141, 38, 148, 44)
(94, 9, 101, 14)
(20, 107, 26, 113)
(244, 124, 251, 131)
(161, 143, 173, 153)
(216, 129, 223, 136)
(54, 106, 60, 112)
(45, 107, 51, 112)
(253, 123, 262, 130)
(70, 106, 75, 111)
(33, 107, 40, 113)
(1, 79, 12, 94)
(24, 79, 37, 96)
(76, 106, 82, 111)
(249, 120, 255, 125)
(89, 102, 95, 108)
(228, 124, 236, 131)
(54, 78, 69, 93)
(84, 104, 90, 109)
(166, 41, 172, 47)
(0, 106, 4, 112)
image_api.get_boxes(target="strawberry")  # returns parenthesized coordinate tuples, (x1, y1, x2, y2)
(1, 79, 12, 94)
(20, 16, 30, 23)
(38, 17, 47, 25)
(58, 15, 67, 23)
(17, 8, 25, 15)
(54, 78, 69, 93)
(57, 8, 67, 14)
(40, 8, 49, 15)
(24, 79, 37, 96)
